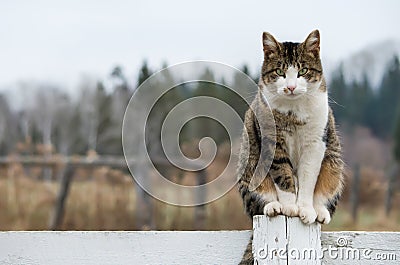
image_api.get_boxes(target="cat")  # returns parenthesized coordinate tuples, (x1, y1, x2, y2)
(237, 30, 344, 264)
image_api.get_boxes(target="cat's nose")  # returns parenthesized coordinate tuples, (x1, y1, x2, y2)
(287, 85, 296, 93)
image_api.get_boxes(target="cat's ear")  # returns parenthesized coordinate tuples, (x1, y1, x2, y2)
(304, 30, 320, 56)
(262, 32, 280, 56)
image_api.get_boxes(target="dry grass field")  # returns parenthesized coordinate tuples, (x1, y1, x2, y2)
(1, 162, 399, 232)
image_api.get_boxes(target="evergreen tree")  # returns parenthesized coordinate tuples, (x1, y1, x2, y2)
(53, 93, 78, 155)
(372, 55, 400, 138)
(241, 64, 258, 84)
(145, 62, 185, 157)
(347, 73, 373, 126)
(111, 66, 128, 90)
(94, 82, 116, 154)
(138, 60, 153, 87)
(232, 66, 256, 119)
(328, 64, 347, 123)
(78, 79, 112, 154)
(107, 66, 131, 155)
(0, 94, 16, 155)
(190, 68, 226, 144)
(394, 112, 400, 162)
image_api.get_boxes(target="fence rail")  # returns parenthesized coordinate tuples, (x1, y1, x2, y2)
(1, 216, 399, 265)
(0, 155, 208, 230)
(0, 155, 129, 168)
(253, 216, 399, 265)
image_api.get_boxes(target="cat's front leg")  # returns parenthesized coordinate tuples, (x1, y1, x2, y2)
(275, 186, 298, 217)
(269, 135, 299, 217)
(269, 164, 298, 217)
(313, 151, 344, 224)
(297, 140, 326, 224)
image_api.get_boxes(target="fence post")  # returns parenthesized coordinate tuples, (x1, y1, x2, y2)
(49, 165, 74, 230)
(134, 162, 155, 230)
(253, 215, 321, 265)
(194, 169, 207, 230)
(351, 164, 360, 221)
(385, 163, 398, 216)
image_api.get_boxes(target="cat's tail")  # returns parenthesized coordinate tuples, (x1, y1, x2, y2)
(239, 235, 253, 265)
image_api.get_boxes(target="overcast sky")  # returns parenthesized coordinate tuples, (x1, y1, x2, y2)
(1, 0, 399, 92)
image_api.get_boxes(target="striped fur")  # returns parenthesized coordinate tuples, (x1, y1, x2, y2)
(237, 30, 344, 264)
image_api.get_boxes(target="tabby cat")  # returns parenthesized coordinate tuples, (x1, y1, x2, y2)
(237, 30, 344, 264)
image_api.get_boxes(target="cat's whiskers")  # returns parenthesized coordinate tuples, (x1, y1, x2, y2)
(242, 91, 259, 101)
(261, 90, 282, 102)
(327, 95, 345, 108)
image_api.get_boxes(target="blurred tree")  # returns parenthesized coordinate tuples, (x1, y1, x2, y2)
(371, 55, 400, 138)
(106, 66, 132, 155)
(138, 60, 153, 87)
(78, 79, 111, 153)
(53, 94, 78, 155)
(189, 68, 227, 144)
(0, 94, 17, 154)
(391, 107, 400, 216)
(394, 112, 400, 161)
(232, 66, 255, 119)
(18, 110, 31, 147)
(329, 64, 347, 123)
(241, 64, 250, 76)
(146, 62, 185, 158)
(241, 64, 258, 84)
(111, 66, 127, 85)
(30, 86, 67, 153)
(393, 57, 400, 160)
(347, 73, 373, 126)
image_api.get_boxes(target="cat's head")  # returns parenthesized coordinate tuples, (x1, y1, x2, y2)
(260, 30, 324, 99)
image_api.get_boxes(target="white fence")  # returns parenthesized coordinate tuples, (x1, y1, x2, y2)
(253, 216, 399, 265)
(0, 216, 399, 265)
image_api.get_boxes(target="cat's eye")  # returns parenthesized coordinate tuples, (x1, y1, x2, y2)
(298, 68, 308, 76)
(275, 69, 285, 76)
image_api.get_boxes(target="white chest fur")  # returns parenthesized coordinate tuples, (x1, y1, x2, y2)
(263, 88, 329, 172)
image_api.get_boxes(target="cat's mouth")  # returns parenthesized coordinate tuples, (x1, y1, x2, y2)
(284, 93, 304, 100)
(280, 87, 306, 99)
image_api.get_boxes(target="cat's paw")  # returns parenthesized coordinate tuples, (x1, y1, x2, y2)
(298, 205, 317, 225)
(281, 203, 299, 217)
(263, 201, 282, 217)
(315, 206, 331, 224)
